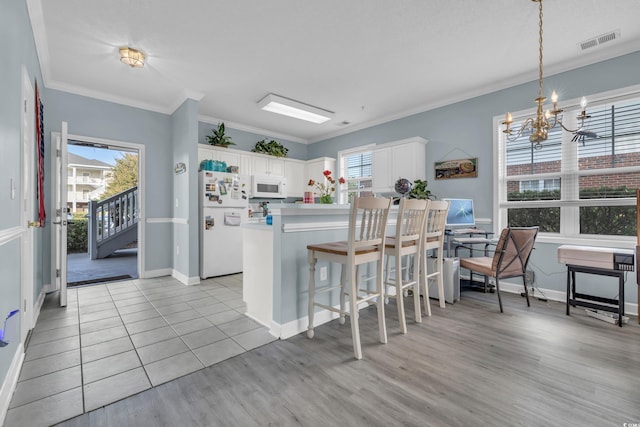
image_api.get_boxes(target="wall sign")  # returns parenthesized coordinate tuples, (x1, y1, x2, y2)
(435, 157, 478, 180)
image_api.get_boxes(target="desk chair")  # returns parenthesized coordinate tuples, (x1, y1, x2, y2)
(459, 227, 538, 312)
(383, 198, 430, 334)
(420, 200, 450, 315)
(306, 196, 392, 360)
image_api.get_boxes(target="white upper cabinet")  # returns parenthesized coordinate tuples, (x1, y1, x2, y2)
(284, 159, 306, 197)
(251, 155, 285, 176)
(305, 157, 336, 183)
(371, 137, 427, 194)
(198, 145, 252, 176)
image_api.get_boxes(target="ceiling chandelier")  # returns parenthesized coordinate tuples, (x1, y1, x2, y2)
(502, 0, 595, 149)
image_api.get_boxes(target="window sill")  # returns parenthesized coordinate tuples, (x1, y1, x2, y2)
(537, 234, 636, 249)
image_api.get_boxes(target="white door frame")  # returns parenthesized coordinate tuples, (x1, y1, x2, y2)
(20, 66, 35, 339)
(52, 123, 69, 306)
(50, 131, 146, 285)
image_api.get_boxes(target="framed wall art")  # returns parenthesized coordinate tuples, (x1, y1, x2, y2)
(434, 157, 478, 180)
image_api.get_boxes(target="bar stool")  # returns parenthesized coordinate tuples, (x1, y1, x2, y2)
(420, 200, 450, 315)
(383, 198, 430, 334)
(306, 196, 392, 360)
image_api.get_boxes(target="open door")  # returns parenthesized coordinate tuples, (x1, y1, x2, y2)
(20, 67, 36, 340)
(52, 122, 69, 306)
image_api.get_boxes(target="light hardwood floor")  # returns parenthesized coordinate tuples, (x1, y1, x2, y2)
(56, 291, 640, 427)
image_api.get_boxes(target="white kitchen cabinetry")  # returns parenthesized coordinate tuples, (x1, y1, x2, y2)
(198, 145, 254, 176)
(284, 159, 305, 198)
(251, 155, 285, 176)
(305, 157, 336, 183)
(371, 137, 427, 194)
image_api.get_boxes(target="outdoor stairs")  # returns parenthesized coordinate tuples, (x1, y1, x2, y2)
(89, 186, 138, 260)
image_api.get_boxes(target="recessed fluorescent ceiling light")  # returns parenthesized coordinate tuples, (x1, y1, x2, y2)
(257, 94, 334, 124)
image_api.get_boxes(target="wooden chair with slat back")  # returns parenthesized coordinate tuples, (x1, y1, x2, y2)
(306, 196, 392, 360)
(459, 227, 538, 312)
(383, 198, 430, 334)
(419, 200, 450, 315)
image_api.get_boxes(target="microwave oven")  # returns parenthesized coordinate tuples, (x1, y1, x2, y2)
(252, 174, 287, 198)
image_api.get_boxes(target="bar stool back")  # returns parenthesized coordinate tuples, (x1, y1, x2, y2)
(384, 198, 430, 334)
(420, 200, 450, 315)
(306, 196, 392, 360)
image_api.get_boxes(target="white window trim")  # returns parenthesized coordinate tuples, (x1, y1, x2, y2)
(337, 144, 375, 204)
(493, 84, 640, 248)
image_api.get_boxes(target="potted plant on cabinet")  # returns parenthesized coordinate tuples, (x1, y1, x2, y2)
(408, 179, 434, 199)
(252, 139, 289, 158)
(206, 122, 235, 147)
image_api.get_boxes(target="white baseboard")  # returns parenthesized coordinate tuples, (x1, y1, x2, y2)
(0, 343, 25, 426)
(171, 269, 200, 286)
(33, 284, 51, 322)
(140, 268, 172, 280)
(492, 279, 638, 317)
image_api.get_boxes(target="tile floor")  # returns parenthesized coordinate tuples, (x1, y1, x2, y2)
(4, 274, 277, 427)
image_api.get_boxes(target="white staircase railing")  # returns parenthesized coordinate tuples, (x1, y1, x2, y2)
(88, 186, 138, 259)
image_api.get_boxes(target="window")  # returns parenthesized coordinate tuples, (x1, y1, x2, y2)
(496, 91, 640, 239)
(338, 146, 374, 204)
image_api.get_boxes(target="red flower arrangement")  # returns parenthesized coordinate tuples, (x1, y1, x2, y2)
(308, 170, 345, 203)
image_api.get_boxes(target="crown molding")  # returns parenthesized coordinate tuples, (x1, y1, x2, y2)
(309, 43, 640, 144)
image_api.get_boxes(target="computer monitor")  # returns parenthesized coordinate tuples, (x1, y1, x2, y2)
(444, 198, 475, 227)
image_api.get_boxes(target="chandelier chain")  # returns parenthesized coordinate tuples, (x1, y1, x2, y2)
(538, 0, 544, 100)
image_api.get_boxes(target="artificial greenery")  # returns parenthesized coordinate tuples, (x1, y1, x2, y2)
(408, 179, 433, 199)
(252, 139, 289, 158)
(206, 123, 235, 147)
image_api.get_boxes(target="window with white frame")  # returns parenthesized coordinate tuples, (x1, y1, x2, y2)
(338, 146, 374, 204)
(496, 91, 640, 238)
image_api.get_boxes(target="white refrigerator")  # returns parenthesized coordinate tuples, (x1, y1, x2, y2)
(199, 170, 250, 279)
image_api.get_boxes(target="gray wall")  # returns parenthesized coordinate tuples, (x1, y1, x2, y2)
(44, 90, 174, 275)
(308, 51, 640, 303)
(172, 99, 200, 279)
(0, 0, 45, 393)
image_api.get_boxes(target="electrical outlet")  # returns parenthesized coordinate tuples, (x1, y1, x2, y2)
(525, 269, 535, 284)
(320, 266, 327, 281)
(176, 245, 179, 255)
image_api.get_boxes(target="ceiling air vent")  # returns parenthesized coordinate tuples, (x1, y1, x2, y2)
(338, 121, 351, 126)
(579, 30, 620, 52)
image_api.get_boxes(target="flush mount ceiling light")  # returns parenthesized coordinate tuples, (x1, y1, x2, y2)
(257, 94, 334, 124)
(502, 0, 595, 149)
(119, 47, 145, 68)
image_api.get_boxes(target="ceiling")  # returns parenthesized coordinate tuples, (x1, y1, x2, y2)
(27, 0, 640, 144)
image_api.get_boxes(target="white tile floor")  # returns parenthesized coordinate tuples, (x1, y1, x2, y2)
(4, 274, 277, 427)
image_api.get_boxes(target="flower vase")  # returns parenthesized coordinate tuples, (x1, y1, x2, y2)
(319, 194, 333, 204)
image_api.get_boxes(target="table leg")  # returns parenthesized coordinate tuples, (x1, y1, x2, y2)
(618, 273, 624, 327)
(307, 251, 317, 339)
(566, 268, 571, 316)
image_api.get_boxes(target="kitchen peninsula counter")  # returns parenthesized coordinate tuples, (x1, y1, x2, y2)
(242, 203, 370, 339)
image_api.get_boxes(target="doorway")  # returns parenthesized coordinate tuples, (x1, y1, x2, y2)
(65, 140, 140, 287)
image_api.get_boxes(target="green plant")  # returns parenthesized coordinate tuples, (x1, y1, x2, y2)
(206, 123, 235, 147)
(408, 179, 433, 199)
(67, 212, 88, 253)
(252, 139, 288, 158)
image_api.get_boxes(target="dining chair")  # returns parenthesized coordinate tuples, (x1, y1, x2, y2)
(419, 200, 450, 316)
(383, 198, 430, 334)
(306, 196, 392, 360)
(459, 226, 538, 312)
